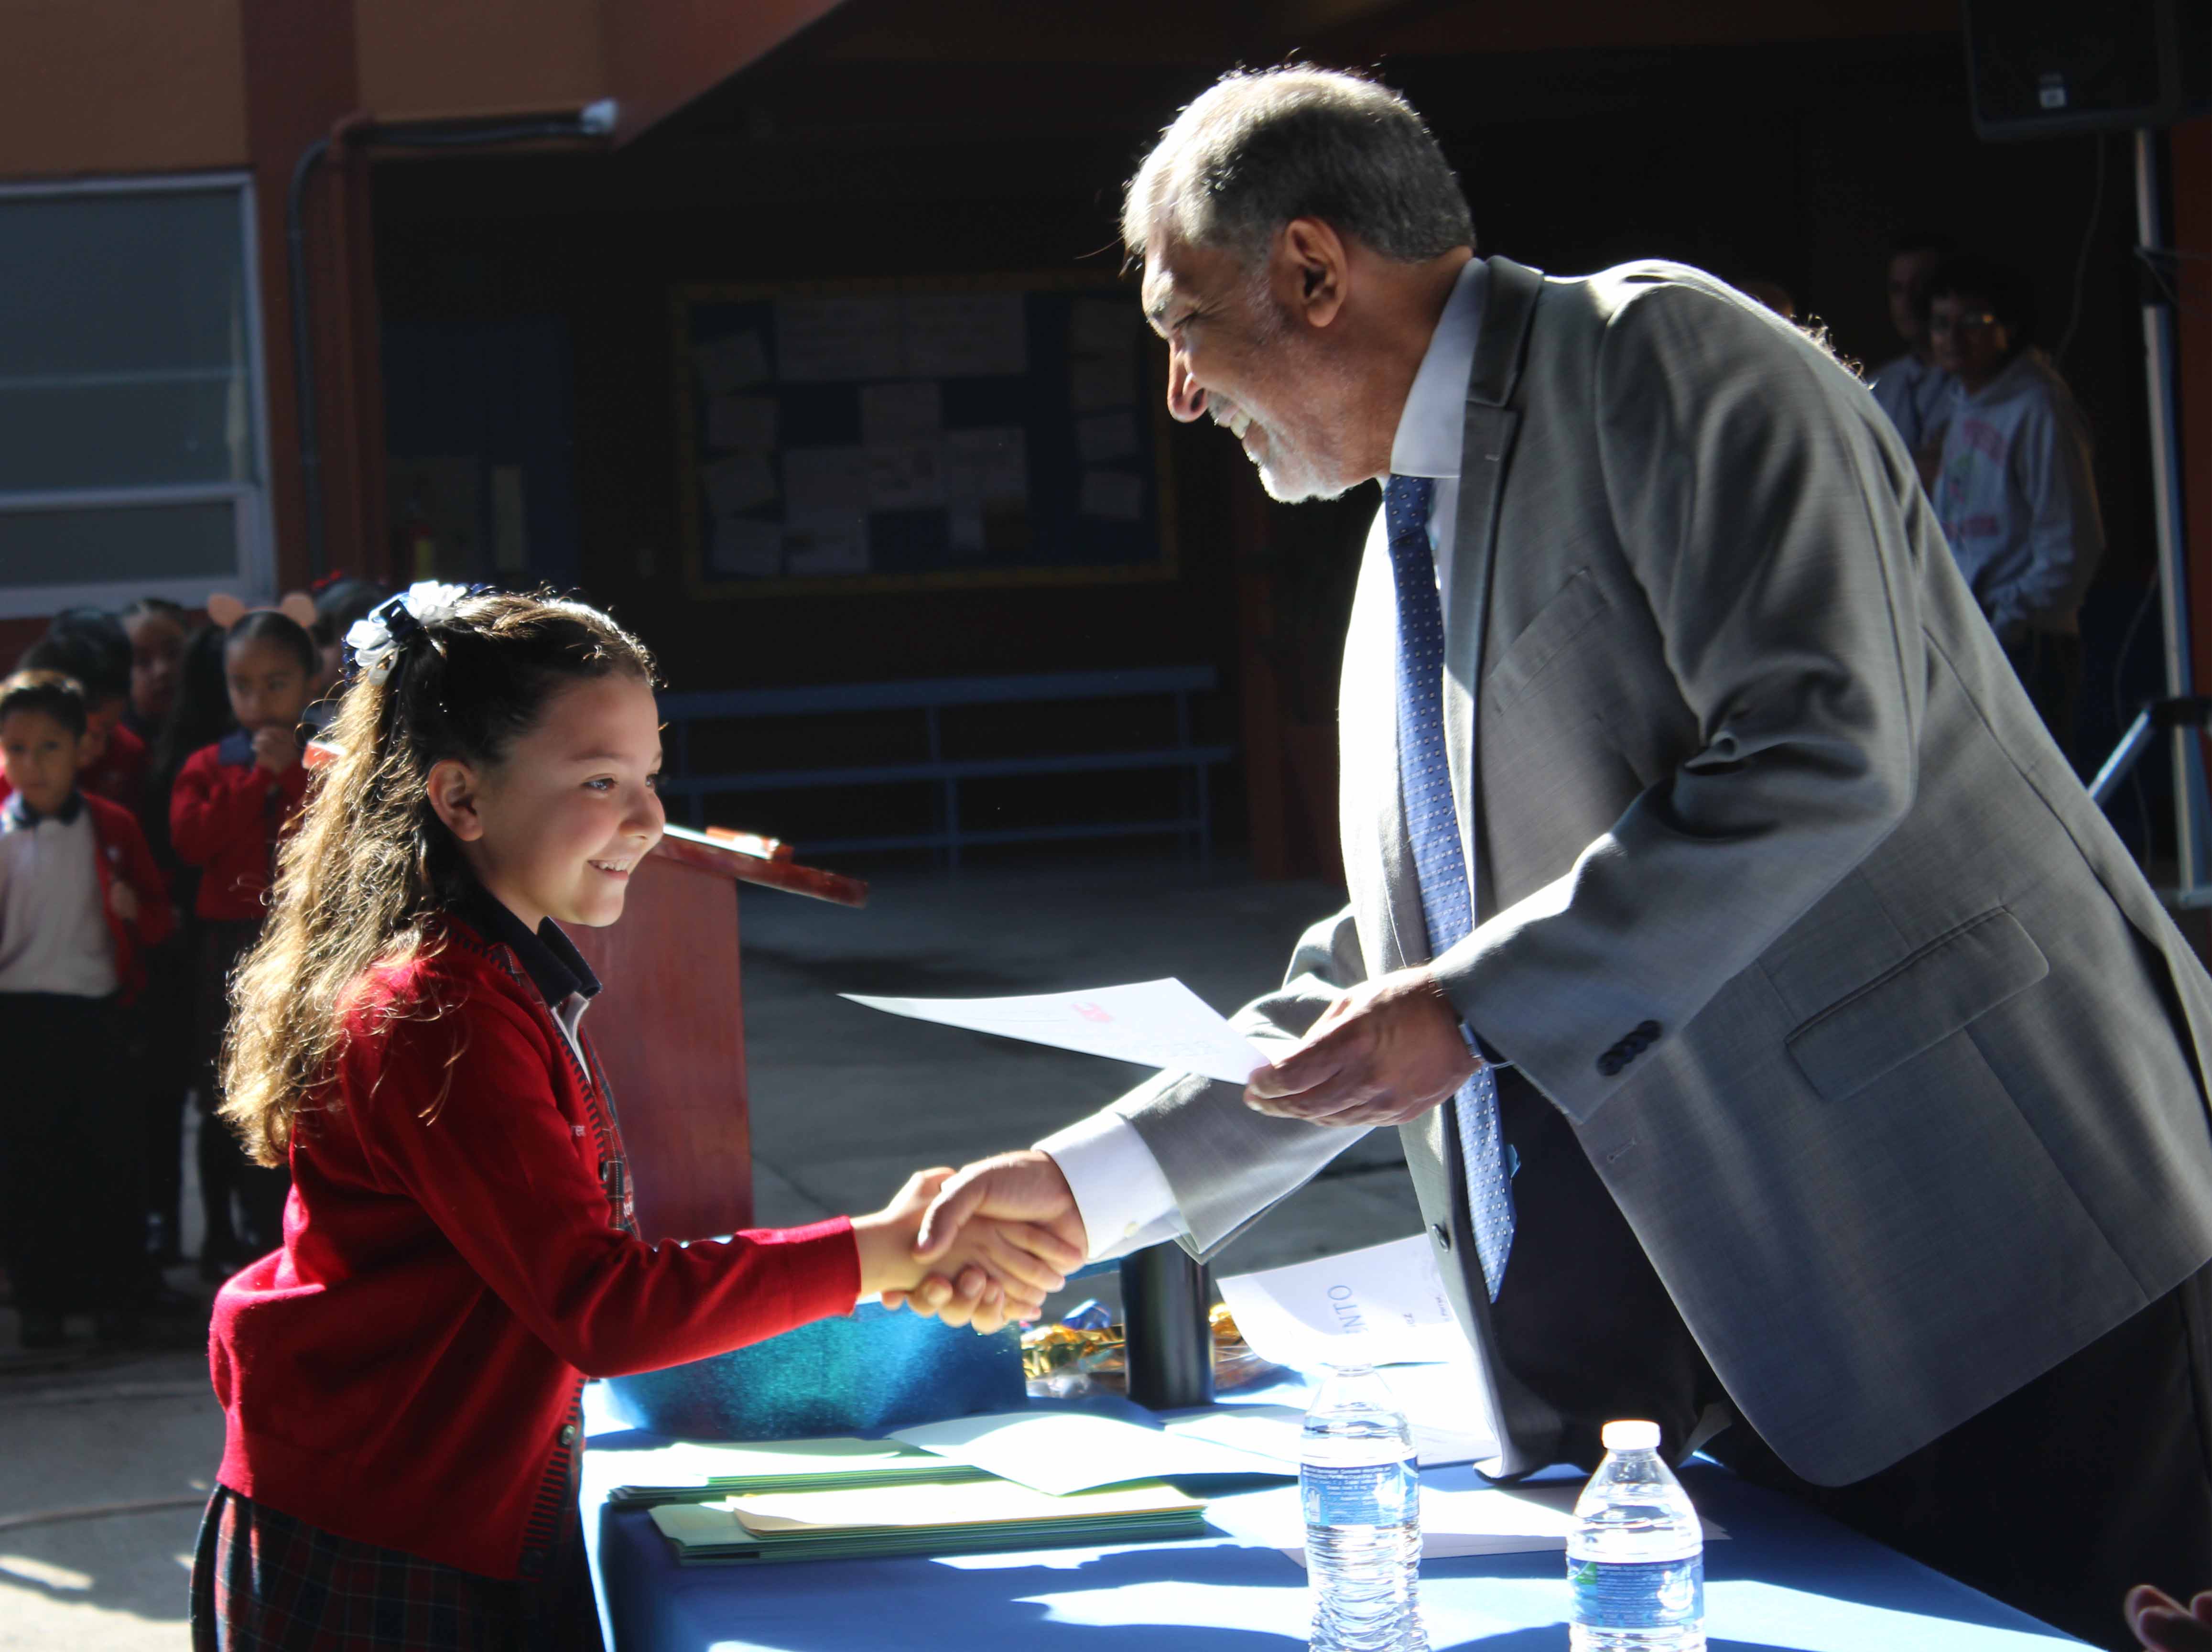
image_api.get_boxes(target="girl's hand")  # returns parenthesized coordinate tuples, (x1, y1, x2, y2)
(851, 1168, 1072, 1319)
(251, 727, 299, 776)
(106, 880, 140, 924)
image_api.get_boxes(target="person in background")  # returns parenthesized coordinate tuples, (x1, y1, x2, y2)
(143, 623, 238, 1268)
(1926, 252, 2102, 765)
(1868, 230, 1953, 472)
(119, 598, 199, 1266)
(1737, 274, 1796, 321)
(170, 611, 317, 1277)
(306, 575, 390, 703)
(15, 610, 145, 808)
(120, 598, 188, 740)
(0, 672, 173, 1348)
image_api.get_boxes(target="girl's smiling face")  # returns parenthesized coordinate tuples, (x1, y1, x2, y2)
(427, 672, 665, 933)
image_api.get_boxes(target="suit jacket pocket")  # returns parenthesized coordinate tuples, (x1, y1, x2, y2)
(1785, 908, 2049, 1103)
(1482, 567, 1608, 705)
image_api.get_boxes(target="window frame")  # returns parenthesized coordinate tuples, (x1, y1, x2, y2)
(0, 170, 277, 618)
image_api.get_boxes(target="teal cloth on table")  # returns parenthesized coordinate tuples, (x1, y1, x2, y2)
(599, 1300, 1026, 1442)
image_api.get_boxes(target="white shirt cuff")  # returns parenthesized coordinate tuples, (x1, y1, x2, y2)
(1036, 1110, 1183, 1263)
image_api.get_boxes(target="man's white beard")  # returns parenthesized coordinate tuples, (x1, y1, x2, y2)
(1252, 435, 1359, 504)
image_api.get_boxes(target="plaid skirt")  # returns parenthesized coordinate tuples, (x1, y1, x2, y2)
(189, 1485, 603, 1652)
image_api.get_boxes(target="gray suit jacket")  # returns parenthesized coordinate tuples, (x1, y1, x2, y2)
(1109, 257, 2212, 1486)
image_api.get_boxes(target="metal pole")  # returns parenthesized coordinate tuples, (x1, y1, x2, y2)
(2133, 128, 2210, 902)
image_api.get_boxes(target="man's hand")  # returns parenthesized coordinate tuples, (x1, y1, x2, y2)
(106, 880, 140, 924)
(1243, 966, 1476, 1128)
(885, 1151, 1088, 1334)
(251, 727, 299, 777)
(2128, 1586, 2212, 1651)
(850, 1166, 1074, 1322)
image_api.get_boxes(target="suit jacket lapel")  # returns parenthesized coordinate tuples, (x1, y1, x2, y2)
(1442, 257, 1543, 919)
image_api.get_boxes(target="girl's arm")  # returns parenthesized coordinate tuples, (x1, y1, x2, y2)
(351, 997, 870, 1378)
(169, 749, 280, 868)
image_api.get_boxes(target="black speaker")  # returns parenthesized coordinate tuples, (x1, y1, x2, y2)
(1964, 0, 2210, 140)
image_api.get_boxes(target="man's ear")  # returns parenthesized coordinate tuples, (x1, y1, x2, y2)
(1279, 217, 1349, 330)
(424, 758, 486, 843)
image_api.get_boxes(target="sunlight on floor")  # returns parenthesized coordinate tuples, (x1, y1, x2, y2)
(0, 1554, 92, 1590)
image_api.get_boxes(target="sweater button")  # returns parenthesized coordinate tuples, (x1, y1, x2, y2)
(558, 1423, 577, 1447)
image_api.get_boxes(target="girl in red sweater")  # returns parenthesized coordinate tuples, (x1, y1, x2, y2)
(190, 587, 1075, 1652)
(171, 609, 319, 1276)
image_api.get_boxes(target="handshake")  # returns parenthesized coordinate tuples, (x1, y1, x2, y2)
(848, 1152, 1088, 1334)
(842, 966, 1485, 1331)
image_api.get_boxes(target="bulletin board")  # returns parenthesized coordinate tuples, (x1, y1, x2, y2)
(671, 272, 1177, 598)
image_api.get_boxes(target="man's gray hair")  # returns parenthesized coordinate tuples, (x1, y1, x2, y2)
(1123, 67, 1473, 268)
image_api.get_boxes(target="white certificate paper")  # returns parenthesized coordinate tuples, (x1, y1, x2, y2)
(1217, 1233, 1469, 1369)
(840, 978, 1269, 1086)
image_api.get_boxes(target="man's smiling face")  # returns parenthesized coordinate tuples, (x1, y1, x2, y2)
(1143, 231, 1366, 503)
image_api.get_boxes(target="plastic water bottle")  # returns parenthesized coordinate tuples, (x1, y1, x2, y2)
(1301, 1362, 1427, 1652)
(1568, 1419, 1705, 1651)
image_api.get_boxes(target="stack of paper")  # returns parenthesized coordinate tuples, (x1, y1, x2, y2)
(647, 1478, 1208, 1565)
(605, 1436, 988, 1509)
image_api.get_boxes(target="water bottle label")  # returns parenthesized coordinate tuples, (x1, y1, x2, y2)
(1301, 1459, 1417, 1526)
(1568, 1555, 1703, 1630)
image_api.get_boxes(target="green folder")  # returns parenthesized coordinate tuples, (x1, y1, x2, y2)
(646, 1478, 1209, 1565)
(604, 1436, 990, 1509)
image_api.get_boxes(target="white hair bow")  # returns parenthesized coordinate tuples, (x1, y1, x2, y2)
(345, 580, 473, 686)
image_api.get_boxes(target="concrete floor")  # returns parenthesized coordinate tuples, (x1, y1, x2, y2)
(0, 855, 1424, 1648)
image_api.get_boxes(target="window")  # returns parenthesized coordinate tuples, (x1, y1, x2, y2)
(0, 174, 274, 617)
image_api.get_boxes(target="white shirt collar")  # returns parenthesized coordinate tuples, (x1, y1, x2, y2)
(1388, 257, 1488, 481)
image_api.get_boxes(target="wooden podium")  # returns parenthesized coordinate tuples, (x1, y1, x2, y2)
(565, 825, 866, 1245)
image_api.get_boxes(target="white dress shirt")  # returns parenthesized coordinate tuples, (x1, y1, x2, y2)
(1038, 257, 1490, 1260)
(0, 793, 119, 999)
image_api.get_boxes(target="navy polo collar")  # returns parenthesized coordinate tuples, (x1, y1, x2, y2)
(3, 788, 85, 828)
(217, 728, 255, 767)
(451, 875, 601, 1009)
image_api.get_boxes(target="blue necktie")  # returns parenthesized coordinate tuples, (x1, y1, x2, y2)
(1383, 473, 1514, 1301)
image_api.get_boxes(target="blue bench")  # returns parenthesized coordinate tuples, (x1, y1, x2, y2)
(657, 667, 1234, 866)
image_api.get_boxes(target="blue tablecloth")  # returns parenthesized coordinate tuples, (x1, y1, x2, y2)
(581, 1380, 2085, 1651)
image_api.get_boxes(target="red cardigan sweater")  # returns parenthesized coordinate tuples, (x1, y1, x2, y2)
(208, 911, 860, 1579)
(170, 732, 311, 922)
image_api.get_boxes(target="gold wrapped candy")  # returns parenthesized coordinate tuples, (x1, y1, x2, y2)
(1020, 1304, 1272, 1393)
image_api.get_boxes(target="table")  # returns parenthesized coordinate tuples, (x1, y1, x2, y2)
(580, 1380, 2086, 1651)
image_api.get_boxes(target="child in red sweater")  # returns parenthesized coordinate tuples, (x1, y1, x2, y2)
(12, 611, 147, 809)
(0, 672, 171, 1348)
(171, 609, 319, 1275)
(190, 586, 1075, 1651)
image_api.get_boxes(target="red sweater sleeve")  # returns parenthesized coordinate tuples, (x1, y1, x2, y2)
(169, 746, 283, 869)
(106, 805, 173, 949)
(119, 809, 170, 942)
(343, 992, 860, 1378)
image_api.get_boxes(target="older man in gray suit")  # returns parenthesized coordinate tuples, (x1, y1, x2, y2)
(899, 67, 2212, 1641)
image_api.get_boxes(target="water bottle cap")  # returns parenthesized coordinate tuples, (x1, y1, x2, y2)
(1601, 1419, 1661, 1452)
